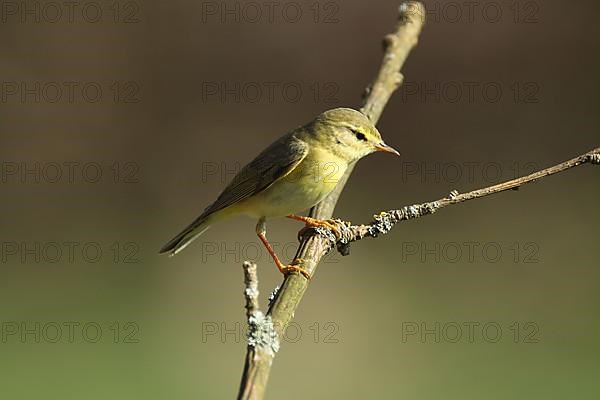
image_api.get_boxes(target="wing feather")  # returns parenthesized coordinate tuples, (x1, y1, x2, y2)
(201, 132, 308, 217)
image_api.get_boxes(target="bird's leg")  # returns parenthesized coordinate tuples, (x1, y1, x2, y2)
(256, 217, 311, 280)
(287, 214, 342, 241)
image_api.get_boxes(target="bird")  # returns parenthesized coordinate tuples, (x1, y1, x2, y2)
(159, 107, 400, 279)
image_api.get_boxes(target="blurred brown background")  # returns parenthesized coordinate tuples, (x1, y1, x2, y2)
(1, 0, 599, 398)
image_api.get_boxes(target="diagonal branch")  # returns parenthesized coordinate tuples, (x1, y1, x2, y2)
(237, 2, 426, 399)
(313, 147, 600, 256)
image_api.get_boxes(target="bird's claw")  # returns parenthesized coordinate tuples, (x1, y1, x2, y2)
(289, 215, 342, 242)
(281, 259, 311, 280)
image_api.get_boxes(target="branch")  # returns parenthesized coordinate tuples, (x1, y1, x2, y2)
(314, 147, 600, 256)
(238, 262, 279, 400)
(237, 2, 426, 399)
(241, 261, 260, 319)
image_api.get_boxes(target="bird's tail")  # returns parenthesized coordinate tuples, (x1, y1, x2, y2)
(159, 214, 213, 256)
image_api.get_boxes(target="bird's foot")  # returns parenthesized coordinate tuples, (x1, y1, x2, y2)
(287, 215, 342, 241)
(279, 258, 311, 280)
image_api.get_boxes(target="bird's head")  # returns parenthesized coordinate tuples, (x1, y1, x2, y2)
(312, 108, 400, 162)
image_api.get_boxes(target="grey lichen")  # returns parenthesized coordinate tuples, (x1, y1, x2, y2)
(247, 311, 280, 356)
(245, 287, 259, 300)
(368, 202, 439, 237)
(300, 203, 443, 253)
(368, 211, 395, 237)
(314, 226, 338, 245)
(268, 285, 280, 306)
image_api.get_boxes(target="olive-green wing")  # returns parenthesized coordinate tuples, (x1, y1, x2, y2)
(159, 132, 308, 256)
(202, 132, 308, 216)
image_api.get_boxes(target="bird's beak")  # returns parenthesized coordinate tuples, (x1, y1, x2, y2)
(375, 141, 401, 156)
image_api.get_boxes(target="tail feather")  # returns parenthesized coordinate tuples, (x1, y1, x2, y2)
(159, 215, 212, 256)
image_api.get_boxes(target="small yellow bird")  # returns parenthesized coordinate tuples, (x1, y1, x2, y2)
(160, 108, 399, 279)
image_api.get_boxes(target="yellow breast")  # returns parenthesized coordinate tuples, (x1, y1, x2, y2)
(238, 147, 348, 218)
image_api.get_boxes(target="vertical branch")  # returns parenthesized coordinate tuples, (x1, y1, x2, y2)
(239, 262, 279, 400)
(242, 261, 260, 319)
(237, 2, 426, 399)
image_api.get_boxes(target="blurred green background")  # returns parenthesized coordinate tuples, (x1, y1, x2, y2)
(1, 0, 599, 399)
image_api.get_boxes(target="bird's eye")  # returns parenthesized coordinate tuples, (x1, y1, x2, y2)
(352, 130, 367, 141)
